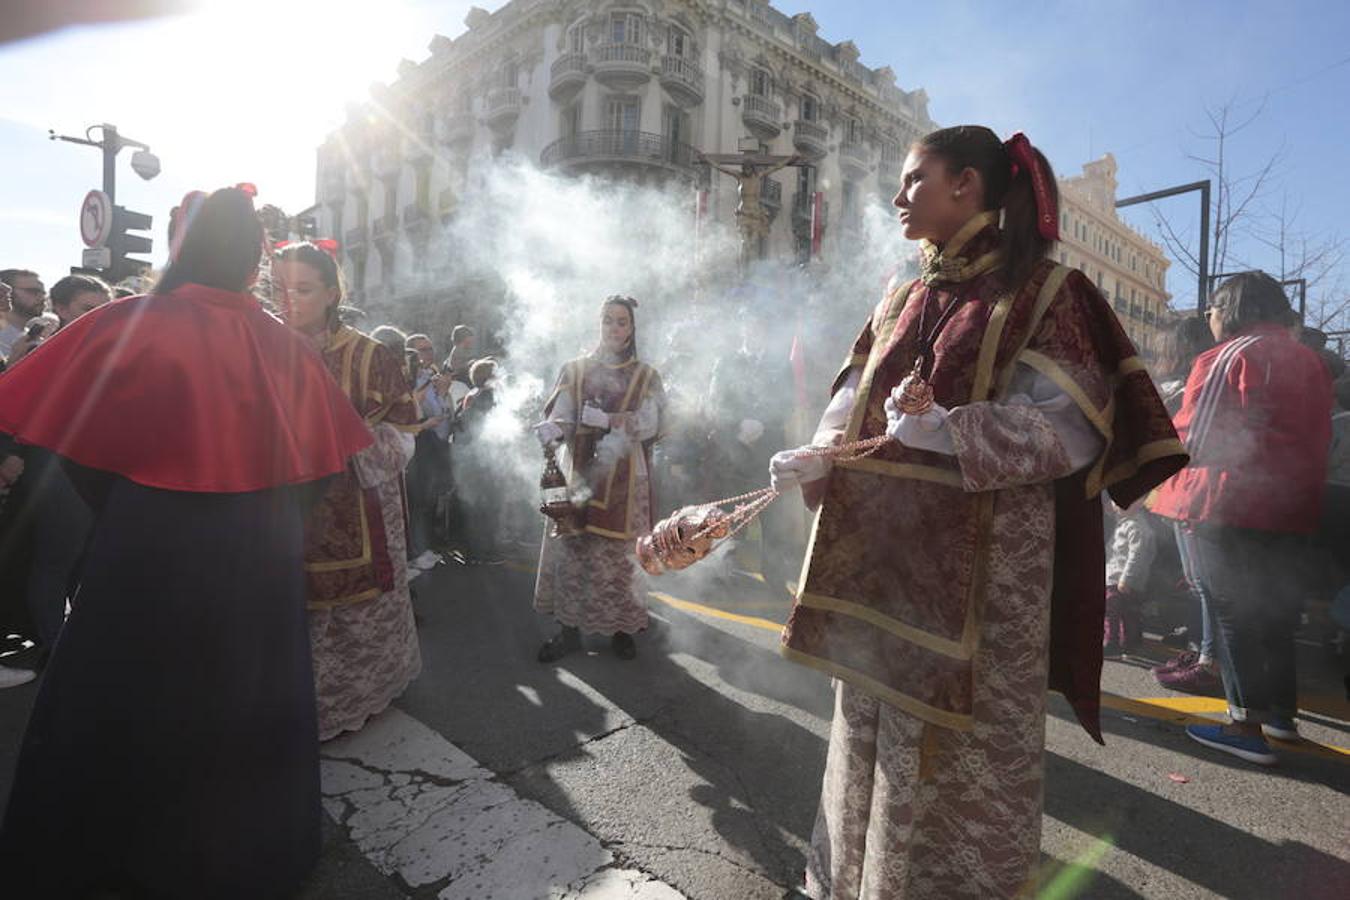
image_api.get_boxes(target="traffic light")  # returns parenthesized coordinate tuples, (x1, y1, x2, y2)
(109, 206, 153, 281)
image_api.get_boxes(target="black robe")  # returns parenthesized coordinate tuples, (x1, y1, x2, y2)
(0, 464, 327, 899)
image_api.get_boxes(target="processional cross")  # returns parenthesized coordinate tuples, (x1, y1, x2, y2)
(700, 145, 810, 272)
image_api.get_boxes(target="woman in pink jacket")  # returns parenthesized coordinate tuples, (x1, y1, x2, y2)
(1152, 272, 1333, 765)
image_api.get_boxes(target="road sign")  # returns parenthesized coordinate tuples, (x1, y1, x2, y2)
(82, 246, 112, 270)
(80, 189, 113, 248)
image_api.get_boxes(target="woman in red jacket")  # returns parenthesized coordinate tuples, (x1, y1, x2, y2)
(1152, 272, 1333, 765)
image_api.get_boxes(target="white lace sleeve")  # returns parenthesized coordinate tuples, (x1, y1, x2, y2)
(1004, 363, 1104, 472)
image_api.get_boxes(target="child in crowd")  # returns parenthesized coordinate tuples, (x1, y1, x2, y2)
(1104, 499, 1158, 654)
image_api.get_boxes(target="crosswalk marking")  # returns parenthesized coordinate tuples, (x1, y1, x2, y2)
(321, 708, 688, 899)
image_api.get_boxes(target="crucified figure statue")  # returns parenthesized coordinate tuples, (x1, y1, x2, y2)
(701, 149, 809, 270)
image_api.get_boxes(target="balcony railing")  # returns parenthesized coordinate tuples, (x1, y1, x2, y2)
(839, 138, 870, 172)
(485, 87, 522, 128)
(741, 93, 782, 136)
(792, 119, 828, 157)
(549, 51, 588, 99)
(594, 42, 652, 85)
(660, 54, 705, 104)
(541, 129, 697, 173)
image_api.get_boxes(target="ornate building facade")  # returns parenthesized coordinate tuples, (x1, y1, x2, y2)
(313, 0, 936, 315)
(1053, 154, 1173, 355)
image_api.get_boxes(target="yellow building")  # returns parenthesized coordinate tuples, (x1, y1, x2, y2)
(1053, 154, 1171, 355)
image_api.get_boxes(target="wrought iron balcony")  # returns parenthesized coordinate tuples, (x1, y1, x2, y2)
(839, 138, 870, 176)
(660, 54, 704, 105)
(792, 119, 828, 158)
(741, 94, 782, 139)
(484, 86, 522, 130)
(541, 129, 698, 177)
(549, 52, 588, 100)
(593, 42, 652, 87)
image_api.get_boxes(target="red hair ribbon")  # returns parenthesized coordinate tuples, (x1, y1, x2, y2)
(235, 182, 258, 198)
(1003, 132, 1059, 241)
(275, 238, 340, 260)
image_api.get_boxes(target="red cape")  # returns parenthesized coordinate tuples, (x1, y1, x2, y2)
(0, 283, 371, 493)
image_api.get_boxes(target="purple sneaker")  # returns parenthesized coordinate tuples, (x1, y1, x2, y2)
(1152, 650, 1199, 675)
(1155, 660, 1223, 695)
(1186, 724, 1277, 766)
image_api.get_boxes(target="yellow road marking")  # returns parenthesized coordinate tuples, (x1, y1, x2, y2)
(648, 591, 785, 633)
(506, 559, 1350, 761)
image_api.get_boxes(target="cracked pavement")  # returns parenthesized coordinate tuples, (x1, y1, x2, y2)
(3, 556, 1346, 899)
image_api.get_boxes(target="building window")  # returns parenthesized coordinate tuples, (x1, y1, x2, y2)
(668, 25, 690, 57)
(606, 97, 641, 134)
(845, 117, 863, 143)
(611, 12, 643, 45)
(500, 59, 518, 89)
(567, 23, 584, 53)
(750, 67, 770, 97)
(562, 102, 582, 138)
(663, 104, 690, 151)
(801, 94, 818, 122)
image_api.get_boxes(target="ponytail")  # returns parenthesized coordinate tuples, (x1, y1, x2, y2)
(1001, 145, 1058, 289)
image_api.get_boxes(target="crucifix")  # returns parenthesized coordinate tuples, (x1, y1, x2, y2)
(700, 141, 811, 272)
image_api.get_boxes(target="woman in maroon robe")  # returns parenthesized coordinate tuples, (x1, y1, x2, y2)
(533, 296, 664, 661)
(273, 242, 422, 741)
(771, 127, 1187, 898)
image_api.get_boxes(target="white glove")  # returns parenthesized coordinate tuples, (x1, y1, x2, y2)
(737, 418, 765, 446)
(580, 403, 610, 429)
(884, 397, 955, 455)
(769, 447, 831, 493)
(533, 421, 564, 447)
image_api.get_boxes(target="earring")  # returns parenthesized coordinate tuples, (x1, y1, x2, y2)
(953, 190, 963, 198)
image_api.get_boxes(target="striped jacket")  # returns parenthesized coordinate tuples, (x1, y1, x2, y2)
(1151, 323, 1332, 533)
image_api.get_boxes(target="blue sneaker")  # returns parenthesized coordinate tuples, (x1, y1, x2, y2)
(1262, 717, 1299, 742)
(1186, 724, 1277, 766)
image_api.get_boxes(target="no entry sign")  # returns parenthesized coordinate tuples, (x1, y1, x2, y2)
(80, 189, 113, 248)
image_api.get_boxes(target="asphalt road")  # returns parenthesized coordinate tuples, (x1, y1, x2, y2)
(2, 546, 1348, 899)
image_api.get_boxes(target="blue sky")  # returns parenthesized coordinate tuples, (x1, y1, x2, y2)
(2, 1, 1346, 318)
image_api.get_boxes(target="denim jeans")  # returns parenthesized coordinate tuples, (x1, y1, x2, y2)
(1185, 523, 1302, 724)
(1173, 521, 1214, 659)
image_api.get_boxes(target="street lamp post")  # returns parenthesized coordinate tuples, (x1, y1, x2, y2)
(1115, 179, 1211, 316)
(49, 123, 160, 208)
(49, 123, 161, 281)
